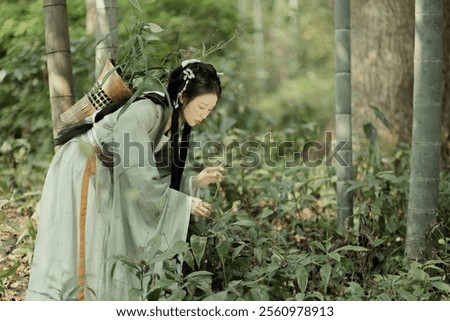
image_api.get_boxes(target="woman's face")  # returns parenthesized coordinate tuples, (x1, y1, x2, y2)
(181, 93, 218, 127)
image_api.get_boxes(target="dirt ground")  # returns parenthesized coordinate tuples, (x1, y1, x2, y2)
(0, 204, 33, 301)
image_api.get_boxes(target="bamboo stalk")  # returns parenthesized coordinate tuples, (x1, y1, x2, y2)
(334, 0, 353, 234)
(43, 0, 75, 139)
(406, 0, 443, 261)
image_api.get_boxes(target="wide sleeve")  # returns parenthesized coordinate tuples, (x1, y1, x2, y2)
(106, 100, 192, 254)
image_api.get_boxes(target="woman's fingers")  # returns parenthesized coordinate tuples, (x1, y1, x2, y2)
(207, 166, 224, 173)
(193, 167, 226, 188)
(206, 166, 225, 182)
(191, 198, 212, 217)
(196, 202, 211, 217)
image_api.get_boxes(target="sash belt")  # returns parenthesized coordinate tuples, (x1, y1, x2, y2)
(78, 156, 96, 300)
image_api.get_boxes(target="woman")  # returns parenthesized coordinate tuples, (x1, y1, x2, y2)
(26, 60, 224, 300)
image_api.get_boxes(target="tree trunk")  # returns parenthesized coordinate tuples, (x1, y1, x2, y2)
(85, 0, 96, 34)
(440, 0, 450, 168)
(288, 0, 299, 76)
(43, 0, 75, 139)
(95, 0, 118, 78)
(352, 0, 449, 167)
(270, 0, 288, 82)
(237, 0, 248, 51)
(335, 0, 353, 234)
(351, 0, 414, 145)
(253, 0, 265, 91)
(406, 0, 443, 261)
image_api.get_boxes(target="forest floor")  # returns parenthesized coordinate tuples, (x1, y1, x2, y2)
(0, 203, 33, 301)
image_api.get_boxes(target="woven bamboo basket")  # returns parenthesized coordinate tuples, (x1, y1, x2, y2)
(60, 60, 133, 125)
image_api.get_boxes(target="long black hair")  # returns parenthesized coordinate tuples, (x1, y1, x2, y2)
(166, 62, 222, 190)
(54, 61, 222, 191)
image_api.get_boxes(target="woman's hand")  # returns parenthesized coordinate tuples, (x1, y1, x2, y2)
(192, 166, 225, 188)
(191, 197, 212, 218)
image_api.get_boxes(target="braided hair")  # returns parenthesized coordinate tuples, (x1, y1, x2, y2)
(166, 61, 222, 190)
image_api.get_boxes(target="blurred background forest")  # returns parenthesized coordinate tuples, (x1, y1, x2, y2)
(0, 0, 449, 301)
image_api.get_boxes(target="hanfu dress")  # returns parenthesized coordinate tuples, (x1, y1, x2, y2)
(26, 99, 196, 300)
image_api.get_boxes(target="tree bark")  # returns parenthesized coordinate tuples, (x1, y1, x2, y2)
(335, 0, 353, 234)
(351, 0, 414, 144)
(95, 0, 118, 78)
(440, 0, 450, 168)
(253, 0, 265, 91)
(406, 0, 443, 261)
(269, 0, 288, 82)
(288, 0, 299, 75)
(85, 0, 96, 34)
(43, 0, 75, 139)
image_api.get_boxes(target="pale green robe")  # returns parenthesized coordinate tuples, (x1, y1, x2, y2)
(26, 99, 195, 300)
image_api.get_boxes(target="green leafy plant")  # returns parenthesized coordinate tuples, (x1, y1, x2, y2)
(0, 264, 18, 298)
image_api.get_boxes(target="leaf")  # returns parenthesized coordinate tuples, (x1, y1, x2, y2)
(363, 122, 377, 145)
(145, 288, 162, 301)
(327, 251, 341, 262)
(254, 247, 263, 264)
(215, 234, 231, 266)
(260, 207, 274, 219)
(231, 243, 246, 261)
(127, 0, 142, 11)
(113, 255, 140, 271)
(320, 264, 332, 293)
(335, 245, 369, 252)
(310, 240, 326, 253)
(171, 240, 190, 253)
(167, 289, 186, 300)
(150, 247, 182, 264)
(0, 264, 18, 279)
(295, 267, 308, 293)
(408, 267, 428, 281)
(249, 287, 269, 300)
(386, 216, 398, 233)
(183, 249, 195, 270)
(305, 291, 324, 301)
(430, 281, 450, 292)
(185, 271, 213, 279)
(202, 290, 230, 301)
(345, 282, 364, 298)
(395, 288, 417, 300)
(190, 234, 208, 268)
(369, 104, 391, 130)
(143, 23, 164, 33)
(372, 239, 385, 248)
(377, 171, 406, 184)
(232, 219, 255, 228)
(0, 199, 8, 209)
(345, 181, 369, 194)
(0, 69, 6, 82)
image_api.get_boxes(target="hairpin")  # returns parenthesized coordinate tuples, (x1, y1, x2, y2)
(181, 59, 201, 68)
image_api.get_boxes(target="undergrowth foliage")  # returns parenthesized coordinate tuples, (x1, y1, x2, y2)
(111, 107, 449, 301)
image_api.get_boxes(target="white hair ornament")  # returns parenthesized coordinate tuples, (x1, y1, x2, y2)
(181, 58, 201, 68)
